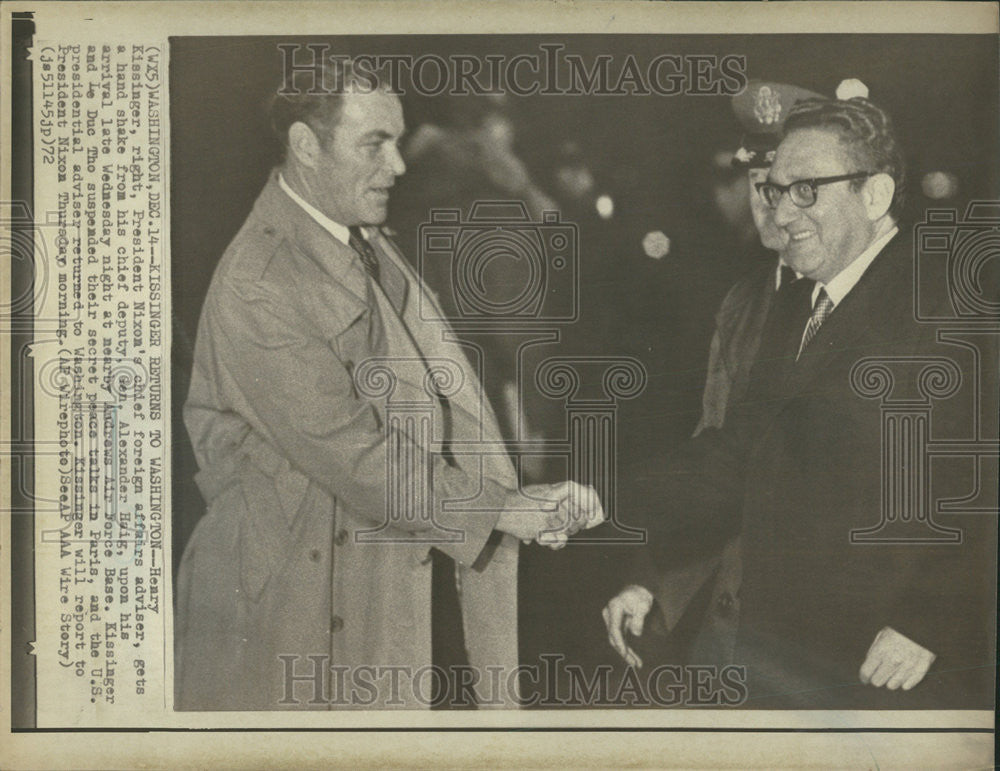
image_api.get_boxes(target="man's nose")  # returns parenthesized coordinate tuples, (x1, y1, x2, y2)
(771, 192, 799, 227)
(385, 143, 406, 177)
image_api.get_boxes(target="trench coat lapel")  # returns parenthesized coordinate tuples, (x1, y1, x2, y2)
(258, 172, 513, 484)
(370, 228, 515, 485)
(258, 175, 453, 437)
(370, 229, 520, 705)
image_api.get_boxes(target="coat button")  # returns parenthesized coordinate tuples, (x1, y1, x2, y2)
(334, 529, 349, 547)
(309, 549, 321, 562)
(716, 592, 736, 618)
(330, 614, 344, 632)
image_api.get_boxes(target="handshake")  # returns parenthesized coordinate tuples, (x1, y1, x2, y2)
(496, 481, 605, 549)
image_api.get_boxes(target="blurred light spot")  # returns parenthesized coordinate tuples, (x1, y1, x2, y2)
(922, 171, 959, 200)
(484, 114, 515, 147)
(642, 230, 671, 260)
(595, 194, 614, 220)
(713, 149, 735, 169)
(559, 139, 582, 157)
(835, 78, 869, 100)
(556, 165, 595, 200)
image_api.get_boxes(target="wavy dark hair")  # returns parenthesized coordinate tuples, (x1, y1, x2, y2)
(269, 57, 388, 155)
(783, 97, 906, 220)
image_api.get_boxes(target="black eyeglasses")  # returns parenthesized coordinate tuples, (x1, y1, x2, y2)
(756, 172, 874, 209)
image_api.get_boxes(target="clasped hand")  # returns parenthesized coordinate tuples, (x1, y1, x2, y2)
(497, 481, 605, 549)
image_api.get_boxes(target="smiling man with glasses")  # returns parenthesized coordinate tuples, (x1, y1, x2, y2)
(603, 93, 995, 709)
(762, 102, 901, 290)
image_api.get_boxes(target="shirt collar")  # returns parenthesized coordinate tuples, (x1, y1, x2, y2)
(814, 225, 898, 307)
(279, 173, 362, 247)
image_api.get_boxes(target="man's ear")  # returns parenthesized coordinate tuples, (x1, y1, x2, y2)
(287, 121, 321, 169)
(864, 172, 895, 220)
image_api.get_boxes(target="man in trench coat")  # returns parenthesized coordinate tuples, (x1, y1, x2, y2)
(175, 60, 599, 710)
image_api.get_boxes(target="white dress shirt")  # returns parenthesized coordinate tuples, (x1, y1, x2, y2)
(813, 226, 899, 308)
(279, 173, 372, 246)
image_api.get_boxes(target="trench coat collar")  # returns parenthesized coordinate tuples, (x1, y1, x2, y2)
(254, 169, 372, 314)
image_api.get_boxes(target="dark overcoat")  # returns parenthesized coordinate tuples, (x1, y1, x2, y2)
(642, 233, 996, 708)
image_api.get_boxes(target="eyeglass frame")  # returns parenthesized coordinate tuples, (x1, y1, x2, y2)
(755, 171, 875, 209)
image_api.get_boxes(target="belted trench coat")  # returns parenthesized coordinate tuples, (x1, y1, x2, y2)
(175, 172, 520, 709)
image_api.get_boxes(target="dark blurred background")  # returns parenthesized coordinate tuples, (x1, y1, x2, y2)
(170, 34, 999, 702)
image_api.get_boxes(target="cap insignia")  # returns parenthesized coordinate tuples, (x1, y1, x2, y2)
(753, 86, 782, 126)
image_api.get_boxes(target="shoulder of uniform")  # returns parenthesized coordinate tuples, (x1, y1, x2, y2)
(724, 258, 775, 301)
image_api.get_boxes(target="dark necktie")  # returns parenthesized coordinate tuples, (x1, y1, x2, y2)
(348, 226, 381, 284)
(796, 288, 835, 359)
(740, 268, 815, 407)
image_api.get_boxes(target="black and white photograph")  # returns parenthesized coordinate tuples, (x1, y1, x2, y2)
(168, 32, 998, 713)
(3, 2, 998, 768)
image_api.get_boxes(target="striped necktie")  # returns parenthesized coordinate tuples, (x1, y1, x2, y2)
(796, 288, 835, 359)
(348, 225, 381, 284)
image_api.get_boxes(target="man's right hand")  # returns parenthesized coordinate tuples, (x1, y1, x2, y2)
(602, 585, 654, 669)
(495, 481, 604, 549)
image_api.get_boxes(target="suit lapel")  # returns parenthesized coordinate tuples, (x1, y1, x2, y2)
(780, 233, 911, 398)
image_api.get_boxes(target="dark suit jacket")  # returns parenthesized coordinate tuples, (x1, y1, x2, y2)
(640, 231, 996, 708)
(644, 259, 777, 663)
